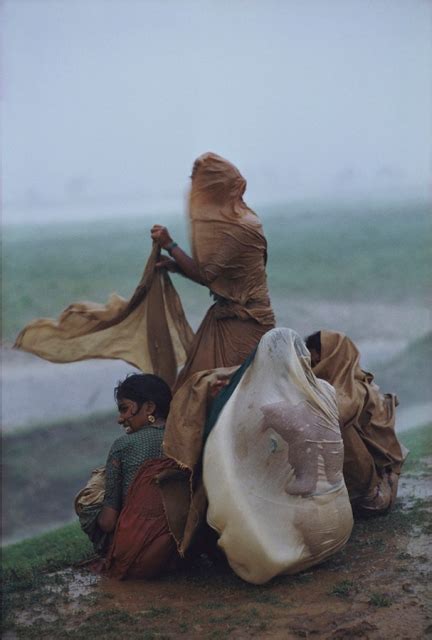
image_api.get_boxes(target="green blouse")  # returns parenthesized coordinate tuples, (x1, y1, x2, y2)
(103, 426, 165, 511)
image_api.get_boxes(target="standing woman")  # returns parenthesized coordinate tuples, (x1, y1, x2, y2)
(151, 152, 275, 390)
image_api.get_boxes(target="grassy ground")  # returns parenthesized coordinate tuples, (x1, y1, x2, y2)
(2, 198, 430, 341)
(2, 411, 119, 541)
(2, 423, 431, 639)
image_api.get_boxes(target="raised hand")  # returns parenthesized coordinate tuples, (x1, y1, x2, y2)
(150, 225, 173, 249)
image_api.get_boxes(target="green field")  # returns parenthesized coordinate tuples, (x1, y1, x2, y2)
(2, 198, 430, 342)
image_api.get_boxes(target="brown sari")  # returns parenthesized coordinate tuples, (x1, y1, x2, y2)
(174, 152, 275, 390)
(313, 331, 407, 513)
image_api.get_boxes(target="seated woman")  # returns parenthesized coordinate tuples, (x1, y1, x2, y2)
(305, 330, 407, 515)
(76, 373, 181, 579)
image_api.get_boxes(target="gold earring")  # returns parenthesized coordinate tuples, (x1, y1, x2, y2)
(147, 414, 155, 424)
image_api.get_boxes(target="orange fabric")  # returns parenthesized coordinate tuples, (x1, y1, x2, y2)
(313, 331, 406, 512)
(105, 458, 179, 579)
(175, 310, 270, 391)
(175, 153, 274, 389)
(163, 367, 238, 555)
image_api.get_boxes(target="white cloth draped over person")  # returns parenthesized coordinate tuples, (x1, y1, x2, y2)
(202, 328, 353, 585)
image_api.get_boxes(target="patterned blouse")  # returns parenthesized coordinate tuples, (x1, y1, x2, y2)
(103, 426, 165, 511)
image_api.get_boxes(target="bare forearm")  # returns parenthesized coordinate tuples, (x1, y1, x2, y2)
(150, 224, 204, 285)
(170, 246, 204, 284)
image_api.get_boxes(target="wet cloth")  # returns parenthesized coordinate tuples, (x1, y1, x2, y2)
(75, 468, 109, 555)
(312, 331, 407, 513)
(14, 244, 194, 388)
(106, 457, 180, 579)
(162, 365, 240, 555)
(202, 328, 353, 585)
(174, 152, 275, 389)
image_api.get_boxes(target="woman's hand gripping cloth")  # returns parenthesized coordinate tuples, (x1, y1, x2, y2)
(202, 328, 354, 585)
(14, 244, 194, 387)
(313, 331, 407, 512)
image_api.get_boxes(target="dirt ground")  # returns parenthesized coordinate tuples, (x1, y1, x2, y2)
(4, 464, 431, 640)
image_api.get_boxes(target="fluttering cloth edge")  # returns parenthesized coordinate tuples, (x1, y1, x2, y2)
(14, 244, 194, 388)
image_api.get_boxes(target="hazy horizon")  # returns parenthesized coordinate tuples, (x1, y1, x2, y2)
(2, 0, 431, 225)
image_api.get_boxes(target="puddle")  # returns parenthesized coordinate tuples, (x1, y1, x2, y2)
(399, 472, 432, 500)
(14, 569, 100, 627)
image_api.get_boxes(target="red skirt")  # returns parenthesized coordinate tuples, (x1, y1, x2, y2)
(105, 458, 179, 579)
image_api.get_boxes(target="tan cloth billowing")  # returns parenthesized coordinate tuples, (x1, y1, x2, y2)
(313, 331, 407, 513)
(161, 366, 238, 555)
(175, 153, 274, 389)
(14, 244, 194, 388)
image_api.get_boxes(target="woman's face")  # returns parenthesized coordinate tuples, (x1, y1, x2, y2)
(116, 397, 155, 433)
(309, 348, 321, 368)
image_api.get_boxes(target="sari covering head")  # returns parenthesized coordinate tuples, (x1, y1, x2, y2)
(188, 152, 273, 321)
(313, 331, 406, 510)
(202, 328, 353, 585)
(174, 153, 274, 389)
(189, 152, 249, 217)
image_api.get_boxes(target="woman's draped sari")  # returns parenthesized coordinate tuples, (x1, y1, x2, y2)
(313, 331, 407, 513)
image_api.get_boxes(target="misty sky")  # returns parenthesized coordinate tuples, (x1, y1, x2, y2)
(2, 0, 431, 222)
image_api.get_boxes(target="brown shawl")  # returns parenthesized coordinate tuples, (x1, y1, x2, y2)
(174, 153, 274, 389)
(14, 244, 194, 388)
(189, 152, 274, 326)
(161, 366, 238, 555)
(313, 331, 406, 503)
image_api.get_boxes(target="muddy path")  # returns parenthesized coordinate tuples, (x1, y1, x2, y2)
(4, 466, 431, 640)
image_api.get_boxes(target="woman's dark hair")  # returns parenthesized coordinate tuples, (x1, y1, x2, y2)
(305, 331, 321, 356)
(114, 374, 172, 419)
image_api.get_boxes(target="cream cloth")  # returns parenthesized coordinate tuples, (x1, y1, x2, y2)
(14, 244, 194, 388)
(203, 328, 353, 584)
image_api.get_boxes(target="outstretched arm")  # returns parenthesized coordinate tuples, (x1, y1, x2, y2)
(151, 224, 204, 285)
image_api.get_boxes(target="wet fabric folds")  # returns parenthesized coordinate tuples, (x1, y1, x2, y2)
(312, 331, 407, 513)
(202, 328, 353, 584)
(175, 152, 275, 388)
(14, 244, 194, 388)
(162, 366, 239, 555)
